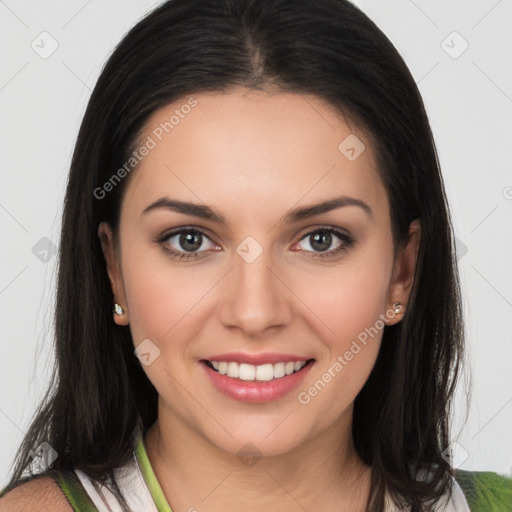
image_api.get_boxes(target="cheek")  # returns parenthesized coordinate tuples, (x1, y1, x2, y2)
(290, 239, 394, 404)
(294, 246, 393, 348)
(292, 290, 387, 427)
(119, 242, 216, 344)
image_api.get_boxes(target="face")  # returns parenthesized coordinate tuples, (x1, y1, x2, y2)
(99, 87, 420, 458)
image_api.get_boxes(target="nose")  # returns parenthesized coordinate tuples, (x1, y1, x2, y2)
(217, 243, 292, 337)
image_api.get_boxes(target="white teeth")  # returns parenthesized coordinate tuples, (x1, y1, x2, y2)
(238, 364, 255, 381)
(227, 362, 239, 378)
(209, 360, 308, 381)
(273, 362, 285, 378)
(255, 364, 273, 381)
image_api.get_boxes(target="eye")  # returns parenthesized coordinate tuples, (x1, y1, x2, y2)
(293, 227, 354, 258)
(158, 228, 219, 260)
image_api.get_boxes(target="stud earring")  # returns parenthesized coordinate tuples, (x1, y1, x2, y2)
(113, 303, 125, 315)
(392, 301, 403, 314)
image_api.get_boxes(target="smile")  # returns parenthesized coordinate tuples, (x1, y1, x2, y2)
(200, 359, 315, 403)
(204, 359, 311, 382)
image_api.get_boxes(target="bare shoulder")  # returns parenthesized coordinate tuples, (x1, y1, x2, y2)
(0, 476, 73, 512)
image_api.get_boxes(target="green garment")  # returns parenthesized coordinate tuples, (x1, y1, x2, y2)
(453, 469, 512, 512)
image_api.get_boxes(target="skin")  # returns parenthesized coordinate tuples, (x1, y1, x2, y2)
(99, 87, 420, 512)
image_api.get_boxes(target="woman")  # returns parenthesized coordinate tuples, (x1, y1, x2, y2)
(1, 0, 510, 510)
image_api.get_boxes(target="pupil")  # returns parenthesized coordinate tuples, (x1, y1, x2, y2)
(311, 232, 332, 251)
(180, 232, 202, 252)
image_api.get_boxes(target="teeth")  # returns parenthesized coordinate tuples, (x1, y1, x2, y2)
(209, 360, 308, 381)
(238, 364, 255, 380)
(227, 362, 239, 378)
(256, 364, 273, 381)
(273, 362, 285, 378)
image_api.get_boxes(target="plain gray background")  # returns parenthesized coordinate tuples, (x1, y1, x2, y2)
(1, 0, 511, 487)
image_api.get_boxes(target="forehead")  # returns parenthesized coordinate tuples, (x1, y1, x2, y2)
(123, 88, 388, 220)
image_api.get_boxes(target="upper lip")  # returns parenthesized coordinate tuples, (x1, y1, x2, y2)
(203, 352, 314, 366)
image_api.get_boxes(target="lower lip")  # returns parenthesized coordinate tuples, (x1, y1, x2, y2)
(200, 360, 315, 403)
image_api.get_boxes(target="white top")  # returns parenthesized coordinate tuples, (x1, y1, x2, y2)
(76, 452, 159, 512)
(74, 438, 471, 512)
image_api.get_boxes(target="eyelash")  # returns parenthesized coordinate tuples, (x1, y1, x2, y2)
(156, 226, 355, 261)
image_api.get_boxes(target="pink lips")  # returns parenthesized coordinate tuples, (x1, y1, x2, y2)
(199, 358, 315, 403)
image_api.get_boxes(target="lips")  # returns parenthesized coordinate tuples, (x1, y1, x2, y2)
(199, 357, 315, 403)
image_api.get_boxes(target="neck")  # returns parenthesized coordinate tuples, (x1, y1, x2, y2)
(144, 404, 372, 512)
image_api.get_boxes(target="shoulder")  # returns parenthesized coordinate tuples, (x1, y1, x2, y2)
(0, 475, 73, 512)
(453, 469, 512, 511)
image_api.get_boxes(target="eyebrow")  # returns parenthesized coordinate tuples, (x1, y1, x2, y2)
(141, 195, 373, 224)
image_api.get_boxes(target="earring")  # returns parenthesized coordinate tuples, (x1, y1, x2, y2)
(392, 301, 403, 314)
(113, 303, 125, 315)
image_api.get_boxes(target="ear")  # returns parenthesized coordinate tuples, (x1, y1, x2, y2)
(98, 221, 129, 326)
(385, 219, 421, 326)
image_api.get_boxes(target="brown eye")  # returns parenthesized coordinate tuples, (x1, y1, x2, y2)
(294, 228, 355, 258)
(158, 228, 219, 260)
(178, 231, 204, 252)
(309, 231, 333, 252)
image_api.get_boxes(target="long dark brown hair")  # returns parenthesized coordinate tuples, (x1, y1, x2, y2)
(2, 0, 467, 510)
